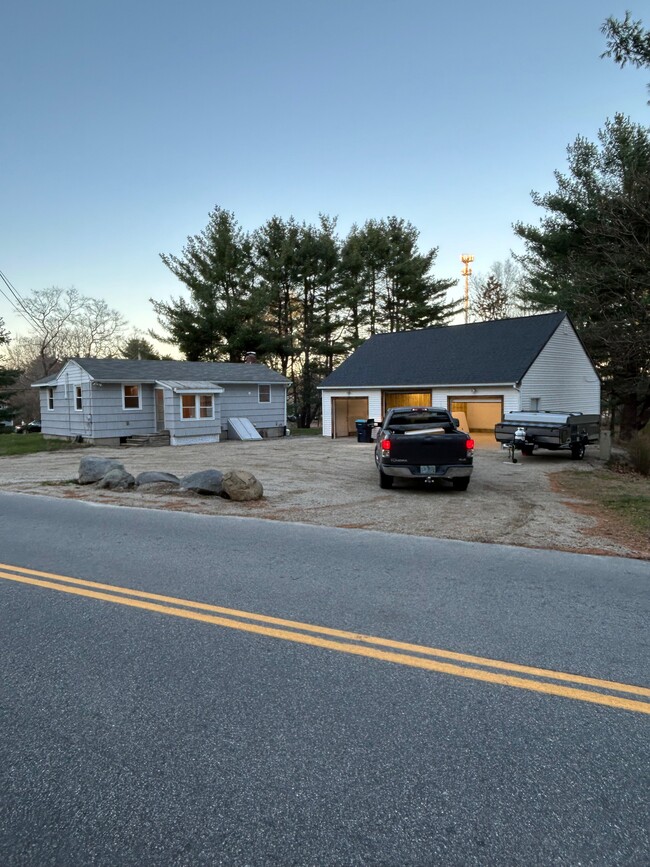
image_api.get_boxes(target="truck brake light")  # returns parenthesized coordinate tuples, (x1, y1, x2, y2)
(466, 439, 475, 450)
(381, 438, 391, 451)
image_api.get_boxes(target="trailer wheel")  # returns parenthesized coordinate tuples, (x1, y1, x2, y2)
(452, 477, 470, 491)
(379, 469, 394, 489)
(570, 444, 585, 460)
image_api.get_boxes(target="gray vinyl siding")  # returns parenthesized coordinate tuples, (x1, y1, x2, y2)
(88, 384, 156, 438)
(39, 362, 90, 437)
(220, 384, 287, 432)
(520, 321, 600, 413)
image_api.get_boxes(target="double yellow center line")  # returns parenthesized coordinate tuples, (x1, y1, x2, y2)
(1, 561, 648, 715)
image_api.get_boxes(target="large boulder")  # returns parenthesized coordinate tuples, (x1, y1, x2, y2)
(220, 470, 263, 501)
(97, 468, 136, 490)
(78, 456, 125, 485)
(179, 469, 224, 496)
(135, 471, 180, 487)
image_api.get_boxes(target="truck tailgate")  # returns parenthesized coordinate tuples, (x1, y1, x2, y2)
(388, 433, 469, 464)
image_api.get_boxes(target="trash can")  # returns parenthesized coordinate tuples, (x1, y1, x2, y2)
(355, 419, 373, 443)
(355, 418, 370, 443)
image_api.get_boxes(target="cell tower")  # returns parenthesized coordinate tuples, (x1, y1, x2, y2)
(460, 254, 474, 324)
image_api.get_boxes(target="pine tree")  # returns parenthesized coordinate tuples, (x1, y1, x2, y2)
(515, 115, 650, 436)
(154, 206, 272, 361)
(0, 319, 21, 425)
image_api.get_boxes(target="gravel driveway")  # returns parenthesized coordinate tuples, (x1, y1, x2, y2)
(0, 435, 633, 557)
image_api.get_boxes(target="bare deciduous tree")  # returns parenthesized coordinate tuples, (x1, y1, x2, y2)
(14, 287, 128, 379)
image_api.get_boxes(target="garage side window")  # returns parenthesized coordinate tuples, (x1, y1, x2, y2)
(47, 388, 54, 410)
(123, 385, 140, 410)
(258, 385, 271, 403)
(75, 386, 83, 411)
(181, 394, 214, 419)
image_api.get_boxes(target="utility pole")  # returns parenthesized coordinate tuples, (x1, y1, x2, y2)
(460, 254, 474, 324)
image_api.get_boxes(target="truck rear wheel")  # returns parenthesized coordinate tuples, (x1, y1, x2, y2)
(571, 444, 585, 460)
(521, 445, 534, 457)
(452, 477, 470, 491)
(379, 469, 394, 489)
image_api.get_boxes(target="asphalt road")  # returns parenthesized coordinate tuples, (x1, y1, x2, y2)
(1, 491, 648, 866)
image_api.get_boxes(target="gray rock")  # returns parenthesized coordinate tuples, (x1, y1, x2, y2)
(135, 471, 180, 486)
(78, 456, 125, 485)
(220, 470, 263, 501)
(179, 469, 224, 495)
(97, 468, 136, 490)
(137, 482, 181, 494)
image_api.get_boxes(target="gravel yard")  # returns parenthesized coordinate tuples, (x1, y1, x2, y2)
(1, 434, 640, 558)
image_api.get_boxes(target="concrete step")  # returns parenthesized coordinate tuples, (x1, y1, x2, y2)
(121, 432, 170, 447)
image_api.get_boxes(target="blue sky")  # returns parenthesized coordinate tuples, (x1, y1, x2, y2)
(1, 0, 647, 344)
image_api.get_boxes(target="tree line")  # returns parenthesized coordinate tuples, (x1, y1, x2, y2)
(151, 210, 459, 427)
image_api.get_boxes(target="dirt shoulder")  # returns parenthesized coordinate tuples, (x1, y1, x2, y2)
(0, 436, 646, 559)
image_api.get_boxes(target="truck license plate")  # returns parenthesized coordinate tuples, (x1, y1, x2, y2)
(420, 465, 436, 474)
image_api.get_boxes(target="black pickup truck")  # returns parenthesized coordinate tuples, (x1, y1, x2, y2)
(374, 406, 475, 491)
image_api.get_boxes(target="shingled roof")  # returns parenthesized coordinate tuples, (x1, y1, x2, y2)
(320, 312, 568, 388)
(34, 358, 290, 386)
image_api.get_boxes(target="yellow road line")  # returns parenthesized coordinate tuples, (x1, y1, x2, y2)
(0, 561, 648, 699)
(0, 567, 648, 715)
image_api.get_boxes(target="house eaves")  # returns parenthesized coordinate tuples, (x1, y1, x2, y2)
(318, 381, 516, 390)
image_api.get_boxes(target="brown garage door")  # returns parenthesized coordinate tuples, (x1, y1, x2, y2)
(383, 391, 432, 412)
(332, 397, 369, 438)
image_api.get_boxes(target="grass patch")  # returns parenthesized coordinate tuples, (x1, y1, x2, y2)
(0, 434, 86, 457)
(554, 467, 650, 550)
(603, 494, 650, 532)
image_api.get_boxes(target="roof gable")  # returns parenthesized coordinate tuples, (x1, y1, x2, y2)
(320, 312, 570, 389)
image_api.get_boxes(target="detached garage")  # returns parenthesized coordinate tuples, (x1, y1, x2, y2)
(319, 312, 600, 438)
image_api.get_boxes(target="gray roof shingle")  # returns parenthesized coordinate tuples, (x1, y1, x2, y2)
(320, 312, 568, 388)
(34, 358, 290, 387)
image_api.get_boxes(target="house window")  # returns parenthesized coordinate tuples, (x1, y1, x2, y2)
(123, 385, 140, 410)
(75, 386, 83, 411)
(258, 385, 271, 403)
(181, 394, 214, 420)
(47, 388, 54, 410)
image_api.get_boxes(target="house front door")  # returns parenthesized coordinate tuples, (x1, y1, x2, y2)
(155, 388, 165, 432)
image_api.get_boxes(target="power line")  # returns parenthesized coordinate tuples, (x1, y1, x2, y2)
(0, 270, 45, 334)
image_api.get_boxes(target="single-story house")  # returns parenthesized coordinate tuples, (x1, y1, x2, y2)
(319, 312, 600, 437)
(32, 356, 290, 446)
